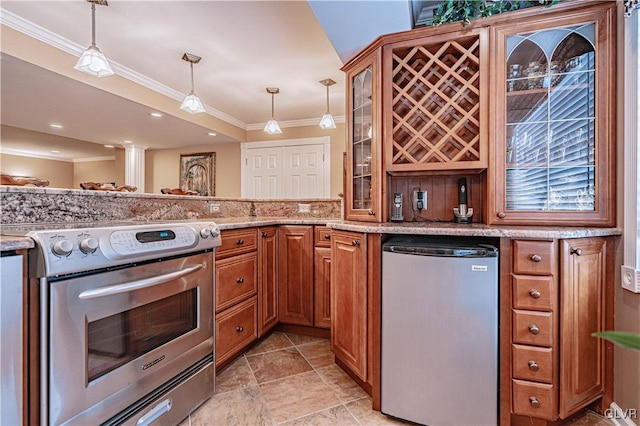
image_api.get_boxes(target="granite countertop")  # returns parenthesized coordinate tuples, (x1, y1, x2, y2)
(0, 236, 35, 251)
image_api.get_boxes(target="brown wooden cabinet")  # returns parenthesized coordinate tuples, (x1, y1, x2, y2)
(313, 226, 332, 329)
(343, 49, 384, 222)
(278, 225, 314, 326)
(330, 230, 368, 381)
(488, 3, 616, 226)
(507, 236, 613, 423)
(258, 226, 278, 337)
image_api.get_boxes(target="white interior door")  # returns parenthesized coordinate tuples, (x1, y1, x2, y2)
(241, 137, 330, 199)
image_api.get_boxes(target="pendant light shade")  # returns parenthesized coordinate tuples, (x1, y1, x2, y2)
(180, 53, 206, 114)
(319, 78, 336, 129)
(74, 1, 114, 78)
(264, 87, 282, 134)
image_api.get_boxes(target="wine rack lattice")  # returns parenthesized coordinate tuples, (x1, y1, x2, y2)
(390, 36, 482, 169)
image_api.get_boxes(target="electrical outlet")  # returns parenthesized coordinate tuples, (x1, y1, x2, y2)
(298, 203, 311, 213)
(209, 203, 220, 213)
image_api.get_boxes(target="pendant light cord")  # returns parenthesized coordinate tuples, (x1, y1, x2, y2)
(91, 2, 96, 46)
(190, 62, 195, 94)
(325, 85, 330, 114)
(271, 92, 275, 119)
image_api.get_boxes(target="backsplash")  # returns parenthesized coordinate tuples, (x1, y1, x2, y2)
(0, 186, 342, 224)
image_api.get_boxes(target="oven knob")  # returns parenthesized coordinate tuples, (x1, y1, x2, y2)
(52, 239, 73, 256)
(199, 228, 211, 238)
(209, 227, 220, 238)
(79, 237, 99, 254)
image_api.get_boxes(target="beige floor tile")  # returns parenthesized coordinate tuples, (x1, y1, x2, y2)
(345, 397, 410, 425)
(259, 370, 341, 423)
(247, 347, 313, 383)
(215, 355, 257, 394)
(296, 339, 335, 369)
(285, 333, 324, 346)
(246, 331, 294, 356)
(565, 411, 614, 425)
(316, 364, 369, 403)
(279, 404, 359, 425)
(189, 385, 274, 426)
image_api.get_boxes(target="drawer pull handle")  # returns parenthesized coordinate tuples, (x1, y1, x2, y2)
(236, 326, 244, 332)
(352, 240, 360, 247)
(497, 212, 506, 219)
(530, 254, 542, 262)
(529, 397, 540, 408)
(236, 277, 244, 283)
(324, 234, 331, 240)
(528, 324, 540, 335)
(528, 360, 540, 371)
(261, 232, 268, 238)
(529, 289, 541, 299)
(571, 247, 583, 256)
(236, 239, 245, 245)
(368, 210, 375, 216)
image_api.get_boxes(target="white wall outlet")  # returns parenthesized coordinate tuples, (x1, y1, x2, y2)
(209, 203, 220, 213)
(298, 203, 311, 213)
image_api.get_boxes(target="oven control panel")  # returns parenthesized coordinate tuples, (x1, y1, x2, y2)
(28, 222, 221, 277)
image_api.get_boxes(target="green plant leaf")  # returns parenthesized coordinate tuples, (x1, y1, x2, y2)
(592, 331, 640, 351)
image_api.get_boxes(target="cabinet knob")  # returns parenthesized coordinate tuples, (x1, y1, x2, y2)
(529, 397, 540, 408)
(236, 326, 244, 332)
(497, 212, 506, 219)
(530, 254, 542, 262)
(261, 232, 268, 238)
(324, 234, 331, 240)
(528, 360, 540, 371)
(529, 289, 541, 299)
(236, 239, 244, 245)
(236, 277, 244, 283)
(528, 324, 540, 335)
(352, 240, 360, 247)
(368, 210, 375, 216)
(570, 247, 583, 256)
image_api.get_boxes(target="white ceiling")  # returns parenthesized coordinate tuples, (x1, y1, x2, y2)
(1, 0, 365, 160)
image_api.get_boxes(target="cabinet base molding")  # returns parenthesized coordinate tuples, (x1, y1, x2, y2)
(275, 324, 330, 339)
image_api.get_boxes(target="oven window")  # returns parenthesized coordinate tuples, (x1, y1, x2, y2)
(87, 289, 197, 382)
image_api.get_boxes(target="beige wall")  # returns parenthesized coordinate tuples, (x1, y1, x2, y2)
(1, 153, 74, 188)
(73, 159, 117, 189)
(246, 122, 346, 198)
(146, 143, 241, 197)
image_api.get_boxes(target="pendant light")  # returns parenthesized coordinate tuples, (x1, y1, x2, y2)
(74, 0, 114, 78)
(264, 87, 282, 134)
(319, 78, 337, 129)
(180, 53, 206, 114)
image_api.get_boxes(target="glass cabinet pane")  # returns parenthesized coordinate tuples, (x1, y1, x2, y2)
(352, 66, 373, 211)
(504, 23, 596, 212)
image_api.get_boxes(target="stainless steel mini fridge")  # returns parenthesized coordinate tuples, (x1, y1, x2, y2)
(381, 237, 498, 425)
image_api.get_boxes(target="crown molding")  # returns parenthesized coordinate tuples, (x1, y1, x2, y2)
(0, 8, 248, 130)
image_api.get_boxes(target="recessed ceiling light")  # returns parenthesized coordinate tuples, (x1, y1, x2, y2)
(123, 140, 133, 144)
(50, 123, 63, 129)
(208, 132, 217, 136)
(150, 112, 163, 118)
(104, 144, 115, 148)
(50, 150, 61, 154)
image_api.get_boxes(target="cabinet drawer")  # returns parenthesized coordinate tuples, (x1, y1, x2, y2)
(314, 226, 332, 248)
(512, 379, 556, 420)
(513, 240, 557, 275)
(513, 310, 554, 347)
(512, 344, 554, 384)
(216, 228, 258, 259)
(215, 252, 257, 312)
(513, 275, 556, 311)
(215, 296, 257, 367)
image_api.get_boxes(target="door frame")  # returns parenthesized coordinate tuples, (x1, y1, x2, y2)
(240, 136, 331, 198)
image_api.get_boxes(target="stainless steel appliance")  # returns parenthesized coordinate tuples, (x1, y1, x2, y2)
(16, 221, 220, 426)
(381, 237, 498, 426)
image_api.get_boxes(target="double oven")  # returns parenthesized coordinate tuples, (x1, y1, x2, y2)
(20, 221, 221, 425)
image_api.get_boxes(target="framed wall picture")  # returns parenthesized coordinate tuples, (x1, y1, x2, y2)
(180, 152, 216, 196)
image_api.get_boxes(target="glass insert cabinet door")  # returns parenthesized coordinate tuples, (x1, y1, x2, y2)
(507, 24, 595, 211)
(352, 67, 373, 212)
(491, 6, 615, 226)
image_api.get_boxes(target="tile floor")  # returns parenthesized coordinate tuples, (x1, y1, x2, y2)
(181, 331, 613, 426)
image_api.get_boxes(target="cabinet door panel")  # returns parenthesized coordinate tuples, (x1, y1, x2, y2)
(258, 227, 278, 336)
(278, 226, 314, 326)
(559, 237, 606, 418)
(330, 231, 367, 380)
(314, 247, 331, 329)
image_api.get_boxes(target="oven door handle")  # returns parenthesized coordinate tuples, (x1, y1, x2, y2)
(78, 263, 204, 300)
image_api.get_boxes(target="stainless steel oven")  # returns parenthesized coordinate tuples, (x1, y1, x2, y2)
(22, 221, 221, 426)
